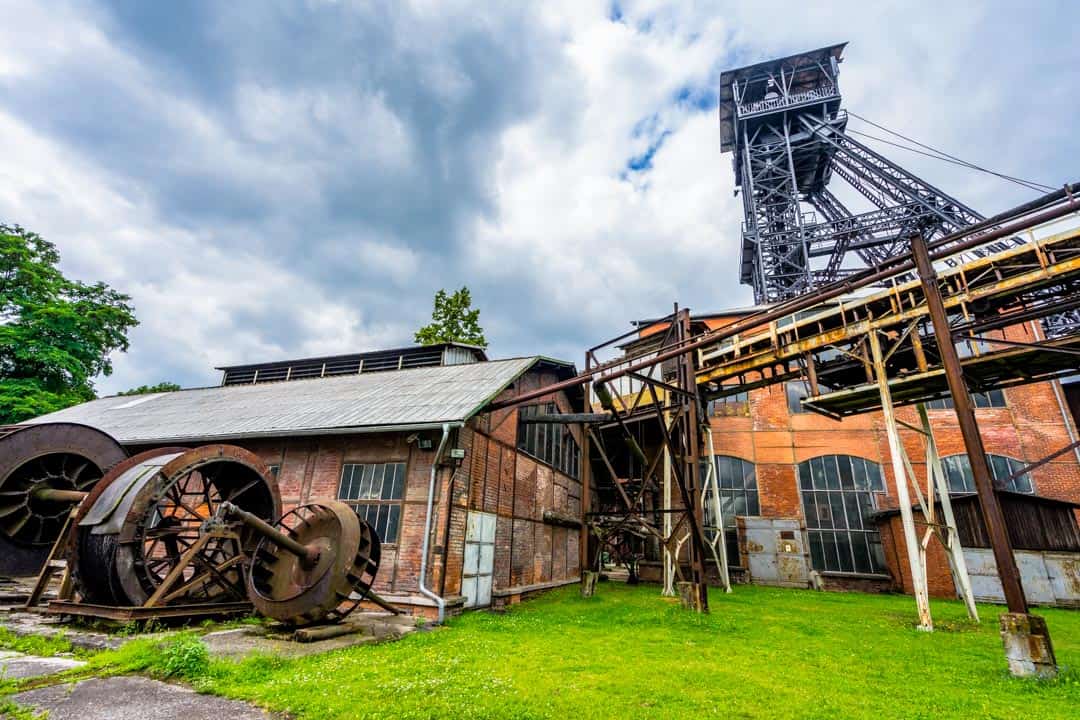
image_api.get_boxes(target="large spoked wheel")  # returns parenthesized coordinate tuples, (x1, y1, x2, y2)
(248, 500, 381, 626)
(73, 445, 280, 607)
(0, 423, 126, 548)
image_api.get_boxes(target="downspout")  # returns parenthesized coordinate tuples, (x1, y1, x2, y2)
(419, 422, 455, 624)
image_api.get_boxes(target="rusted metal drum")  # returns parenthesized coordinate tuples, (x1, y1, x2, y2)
(70, 444, 280, 607)
(247, 500, 381, 625)
(0, 423, 127, 573)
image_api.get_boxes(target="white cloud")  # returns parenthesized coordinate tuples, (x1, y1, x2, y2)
(0, 0, 1076, 395)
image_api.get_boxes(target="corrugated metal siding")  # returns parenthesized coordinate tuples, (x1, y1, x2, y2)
(442, 346, 481, 366)
(25, 358, 536, 445)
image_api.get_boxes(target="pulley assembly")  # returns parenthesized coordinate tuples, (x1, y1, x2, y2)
(22, 438, 390, 626)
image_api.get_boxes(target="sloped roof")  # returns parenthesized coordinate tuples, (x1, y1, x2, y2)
(25, 357, 549, 445)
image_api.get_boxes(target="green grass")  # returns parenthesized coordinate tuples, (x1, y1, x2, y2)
(0, 627, 74, 658)
(0, 586, 1075, 718)
(187, 584, 1078, 720)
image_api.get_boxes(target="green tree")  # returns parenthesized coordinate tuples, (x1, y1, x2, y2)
(117, 381, 181, 396)
(414, 286, 487, 348)
(0, 224, 137, 423)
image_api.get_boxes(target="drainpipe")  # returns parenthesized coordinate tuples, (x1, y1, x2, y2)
(419, 422, 455, 624)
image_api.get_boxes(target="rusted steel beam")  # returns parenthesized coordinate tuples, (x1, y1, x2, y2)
(486, 185, 1080, 412)
(1002, 439, 1080, 486)
(911, 233, 1029, 615)
(519, 412, 613, 424)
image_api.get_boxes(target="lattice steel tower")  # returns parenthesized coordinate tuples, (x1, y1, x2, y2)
(719, 44, 1018, 305)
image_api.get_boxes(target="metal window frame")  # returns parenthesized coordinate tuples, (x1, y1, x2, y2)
(337, 461, 407, 544)
(797, 454, 886, 574)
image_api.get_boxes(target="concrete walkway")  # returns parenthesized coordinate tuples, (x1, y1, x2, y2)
(0, 649, 84, 680)
(12, 676, 281, 719)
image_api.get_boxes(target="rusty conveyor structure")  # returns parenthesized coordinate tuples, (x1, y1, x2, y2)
(694, 222, 1080, 417)
(490, 183, 1080, 629)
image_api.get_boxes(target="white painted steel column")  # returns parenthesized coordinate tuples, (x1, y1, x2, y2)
(869, 331, 933, 631)
(918, 404, 979, 621)
(704, 429, 732, 592)
(661, 445, 675, 596)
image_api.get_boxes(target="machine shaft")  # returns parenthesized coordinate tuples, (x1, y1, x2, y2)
(220, 500, 319, 566)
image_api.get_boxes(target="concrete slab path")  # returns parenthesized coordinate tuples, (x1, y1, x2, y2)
(0, 650, 84, 680)
(12, 676, 281, 720)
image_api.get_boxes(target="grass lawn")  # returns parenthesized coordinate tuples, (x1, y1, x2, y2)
(192, 583, 1078, 720)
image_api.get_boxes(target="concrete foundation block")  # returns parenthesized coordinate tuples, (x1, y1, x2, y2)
(1000, 613, 1058, 678)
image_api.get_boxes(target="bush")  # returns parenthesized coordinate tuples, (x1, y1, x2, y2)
(154, 634, 209, 679)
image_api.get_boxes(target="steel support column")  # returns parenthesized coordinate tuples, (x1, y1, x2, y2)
(917, 404, 979, 622)
(868, 329, 933, 630)
(910, 233, 1029, 614)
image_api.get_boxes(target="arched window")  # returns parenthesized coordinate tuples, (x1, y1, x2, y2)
(941, 454, 1033, 494)
(702, 456, 758, 567)
(798, 455, 886, 575)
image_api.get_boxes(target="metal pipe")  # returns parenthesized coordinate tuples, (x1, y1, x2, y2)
(31, 488, 88, 504)
(220, 501, 319, 566)
(486, 185, 1080, 411)
(420, 423, 455, 624)
(911, 234, 1029, 614)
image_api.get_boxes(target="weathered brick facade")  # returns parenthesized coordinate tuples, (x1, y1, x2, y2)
(695, 311, 1080, 595)
(180, 365, 585, 615)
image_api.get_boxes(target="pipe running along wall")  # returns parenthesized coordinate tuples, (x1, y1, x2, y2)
(419, 423, 457, 623)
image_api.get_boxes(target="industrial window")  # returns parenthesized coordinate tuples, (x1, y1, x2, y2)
(924, 389, 1006, 410)
(337, 462, 406, 543)
(707, 390, 749, 417)
(702, 456, 758, 567)
(517, 404, 580, 479)
(941, 454, 1034, 494)
(799, 455, 887, 575)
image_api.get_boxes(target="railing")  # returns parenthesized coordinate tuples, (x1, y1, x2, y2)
(736, 84, 838, 117)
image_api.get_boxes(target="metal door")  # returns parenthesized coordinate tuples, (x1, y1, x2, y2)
(462, 511, 496, 607)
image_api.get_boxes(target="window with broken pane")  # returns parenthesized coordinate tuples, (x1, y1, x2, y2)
(337, 462, 406, 543)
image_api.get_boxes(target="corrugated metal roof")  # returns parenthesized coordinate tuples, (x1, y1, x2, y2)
(25, 357, 540, 445)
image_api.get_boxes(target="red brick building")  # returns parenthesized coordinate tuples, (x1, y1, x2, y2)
(627, 310, 1080, 601)
(28, 344, 587, 616)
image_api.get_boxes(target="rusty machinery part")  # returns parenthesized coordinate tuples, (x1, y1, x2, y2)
(0, 423, 127, 547)
(246, 500, 381, 625)
(70, 444, 281, 607)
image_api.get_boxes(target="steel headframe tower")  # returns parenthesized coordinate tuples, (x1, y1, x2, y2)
(719, 43, 1022, 305)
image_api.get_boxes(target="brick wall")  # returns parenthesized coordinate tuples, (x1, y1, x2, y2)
(707, 355, 1080, 591)
(468, 369, 584, 595)
(204, 365, 584, 609)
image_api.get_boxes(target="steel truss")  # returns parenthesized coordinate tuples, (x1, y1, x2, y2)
(720, 45, 1080, 336)
(579, 309, 716, 610)
(490, 186, 1079, 638)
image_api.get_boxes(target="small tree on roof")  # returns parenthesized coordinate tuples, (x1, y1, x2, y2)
(117, 382, 181, 396)
(414, 286, 487, 349)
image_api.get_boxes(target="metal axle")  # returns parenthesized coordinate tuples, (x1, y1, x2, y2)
(31, 488, 89, 504)
(219, 501, 319, 567)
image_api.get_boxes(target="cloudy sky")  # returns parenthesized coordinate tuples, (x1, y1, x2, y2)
(1, 1, 1077, 394)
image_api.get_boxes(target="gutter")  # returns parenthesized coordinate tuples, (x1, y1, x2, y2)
(419, 422, 457, 623)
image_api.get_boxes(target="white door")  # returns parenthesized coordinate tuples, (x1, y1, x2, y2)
(462, 511, 496, 607)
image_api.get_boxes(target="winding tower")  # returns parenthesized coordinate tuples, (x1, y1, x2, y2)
(720, 43, 1019, 305)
